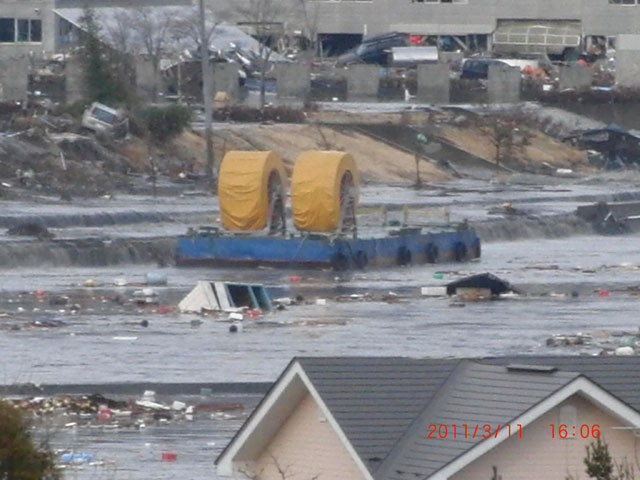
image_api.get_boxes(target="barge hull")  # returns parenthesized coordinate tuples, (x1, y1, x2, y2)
(176, 229, 481, 270)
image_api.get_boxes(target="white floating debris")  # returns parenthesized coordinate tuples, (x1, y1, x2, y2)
(421, 286, 447, 297)
(135, 400, 170, 411)
(274, 297, 293, 305)
(142, 390, 156, 402)
(615, 346, 635, 356)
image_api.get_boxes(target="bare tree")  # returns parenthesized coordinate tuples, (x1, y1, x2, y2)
(236, 0, 288, 108)
(296, 0, 320, 58)
(171, 4, 222, 55)
(106, 7, 180, 102)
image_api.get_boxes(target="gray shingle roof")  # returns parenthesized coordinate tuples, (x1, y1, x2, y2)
(297, 357, 460, 473)
(482, 355, 640, 412)
(296, 356, 640, 480)
(375, 361, 578, 480)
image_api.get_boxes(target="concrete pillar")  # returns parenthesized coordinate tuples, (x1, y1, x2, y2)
(0, 55, 28, 102)
(212, 62, 239, 101)
(345, 64, 379, 100)
(275, 63, 310, 99)
(488, 64, 520, 103)
(417, 63, 450, 103)
(64, 55, 85, 104)
(616, 35, 640, 88)
(558, 65, 592, 90)
(135, 57, 156, 101)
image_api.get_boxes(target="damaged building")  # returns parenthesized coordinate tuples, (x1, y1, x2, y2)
(203, 0, 640, 58)
(0, 0, 191, 102)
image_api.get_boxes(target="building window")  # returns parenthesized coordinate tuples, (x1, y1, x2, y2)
(0, 18, 42, 43)
(609, 0, 636, 4)
(0, 18, 15, 42)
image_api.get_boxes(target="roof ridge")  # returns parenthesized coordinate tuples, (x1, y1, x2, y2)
(373, 358, 470, 478)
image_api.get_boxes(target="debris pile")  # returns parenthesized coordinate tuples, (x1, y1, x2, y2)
(5, 390, 245, 431)
(546, 329, 640, 355)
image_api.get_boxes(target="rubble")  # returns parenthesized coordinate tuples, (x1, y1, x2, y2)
(546, 328, 640, 355)
(2, 390, 246, 432)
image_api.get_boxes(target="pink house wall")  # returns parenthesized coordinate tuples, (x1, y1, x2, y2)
(253, 394, 367, 480)
(451, 394, 638, 480)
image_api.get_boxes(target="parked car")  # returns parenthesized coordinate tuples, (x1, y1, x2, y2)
(81, 102, 128, 138)
(460, 58, 510, 79)
(337, 32, 410, 66)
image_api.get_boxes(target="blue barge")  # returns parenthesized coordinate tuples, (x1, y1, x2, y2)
(176, 227, 481, 270)
(176, 149, 481, 270)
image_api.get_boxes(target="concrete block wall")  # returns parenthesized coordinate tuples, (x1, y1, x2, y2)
(558, 65, 592, 90)
(0, 55, 29, 102)
(345, 64, 379, 100)
(64, 54, 84, 103)
(616, 35, 640, 88)
(488, 64, 520, 103)
(275, 63, 310, 99)
(212, 62, 239, 101)
(135, 57, 157, 101)
(417, 63, 450, 103)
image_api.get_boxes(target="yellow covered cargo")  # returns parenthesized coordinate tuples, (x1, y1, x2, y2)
(218, 151, 287, 231)
(291, 151, 359, 232)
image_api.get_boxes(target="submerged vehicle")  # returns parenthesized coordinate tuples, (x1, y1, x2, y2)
(176, 150, 481, 270)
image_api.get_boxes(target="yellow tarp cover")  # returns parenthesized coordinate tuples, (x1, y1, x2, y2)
(218, 150, 287, 231)
(291, 151, 359, 232)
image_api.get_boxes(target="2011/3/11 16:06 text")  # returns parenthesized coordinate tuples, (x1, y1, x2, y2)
(549, 424, 600, 438)
(427, 424, 522, 439)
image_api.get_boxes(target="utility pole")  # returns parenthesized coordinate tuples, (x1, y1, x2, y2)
(199, 0, 216, 192)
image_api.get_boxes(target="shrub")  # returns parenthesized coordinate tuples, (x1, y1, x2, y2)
(0, 400, 60, 480)
(137, 104, 192, 144)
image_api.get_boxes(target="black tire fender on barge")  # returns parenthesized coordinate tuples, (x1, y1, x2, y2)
(453, 242, 467, 262)
(331, 252, 350, 271)
(425, 243, 438, 263)
(354, 250, 368, 269)
(396, 247, 412, 266)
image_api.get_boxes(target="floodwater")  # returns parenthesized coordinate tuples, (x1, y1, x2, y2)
(3, 176, 640, 478)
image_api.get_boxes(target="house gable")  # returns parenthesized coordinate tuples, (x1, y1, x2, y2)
(451, 393, 640, 480)
(431, 376, 640, 480)
(254, 393, 367, 480)
(216, 360, 373, 480)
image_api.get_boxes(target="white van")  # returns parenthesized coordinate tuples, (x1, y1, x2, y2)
(81, 102, 128, 137)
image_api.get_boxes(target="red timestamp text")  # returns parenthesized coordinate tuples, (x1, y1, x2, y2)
(427, 424, 522, 439)
(549, 424, 600, 439)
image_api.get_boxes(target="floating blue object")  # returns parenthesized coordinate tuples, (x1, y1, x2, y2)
(60, 452, 94, 463)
